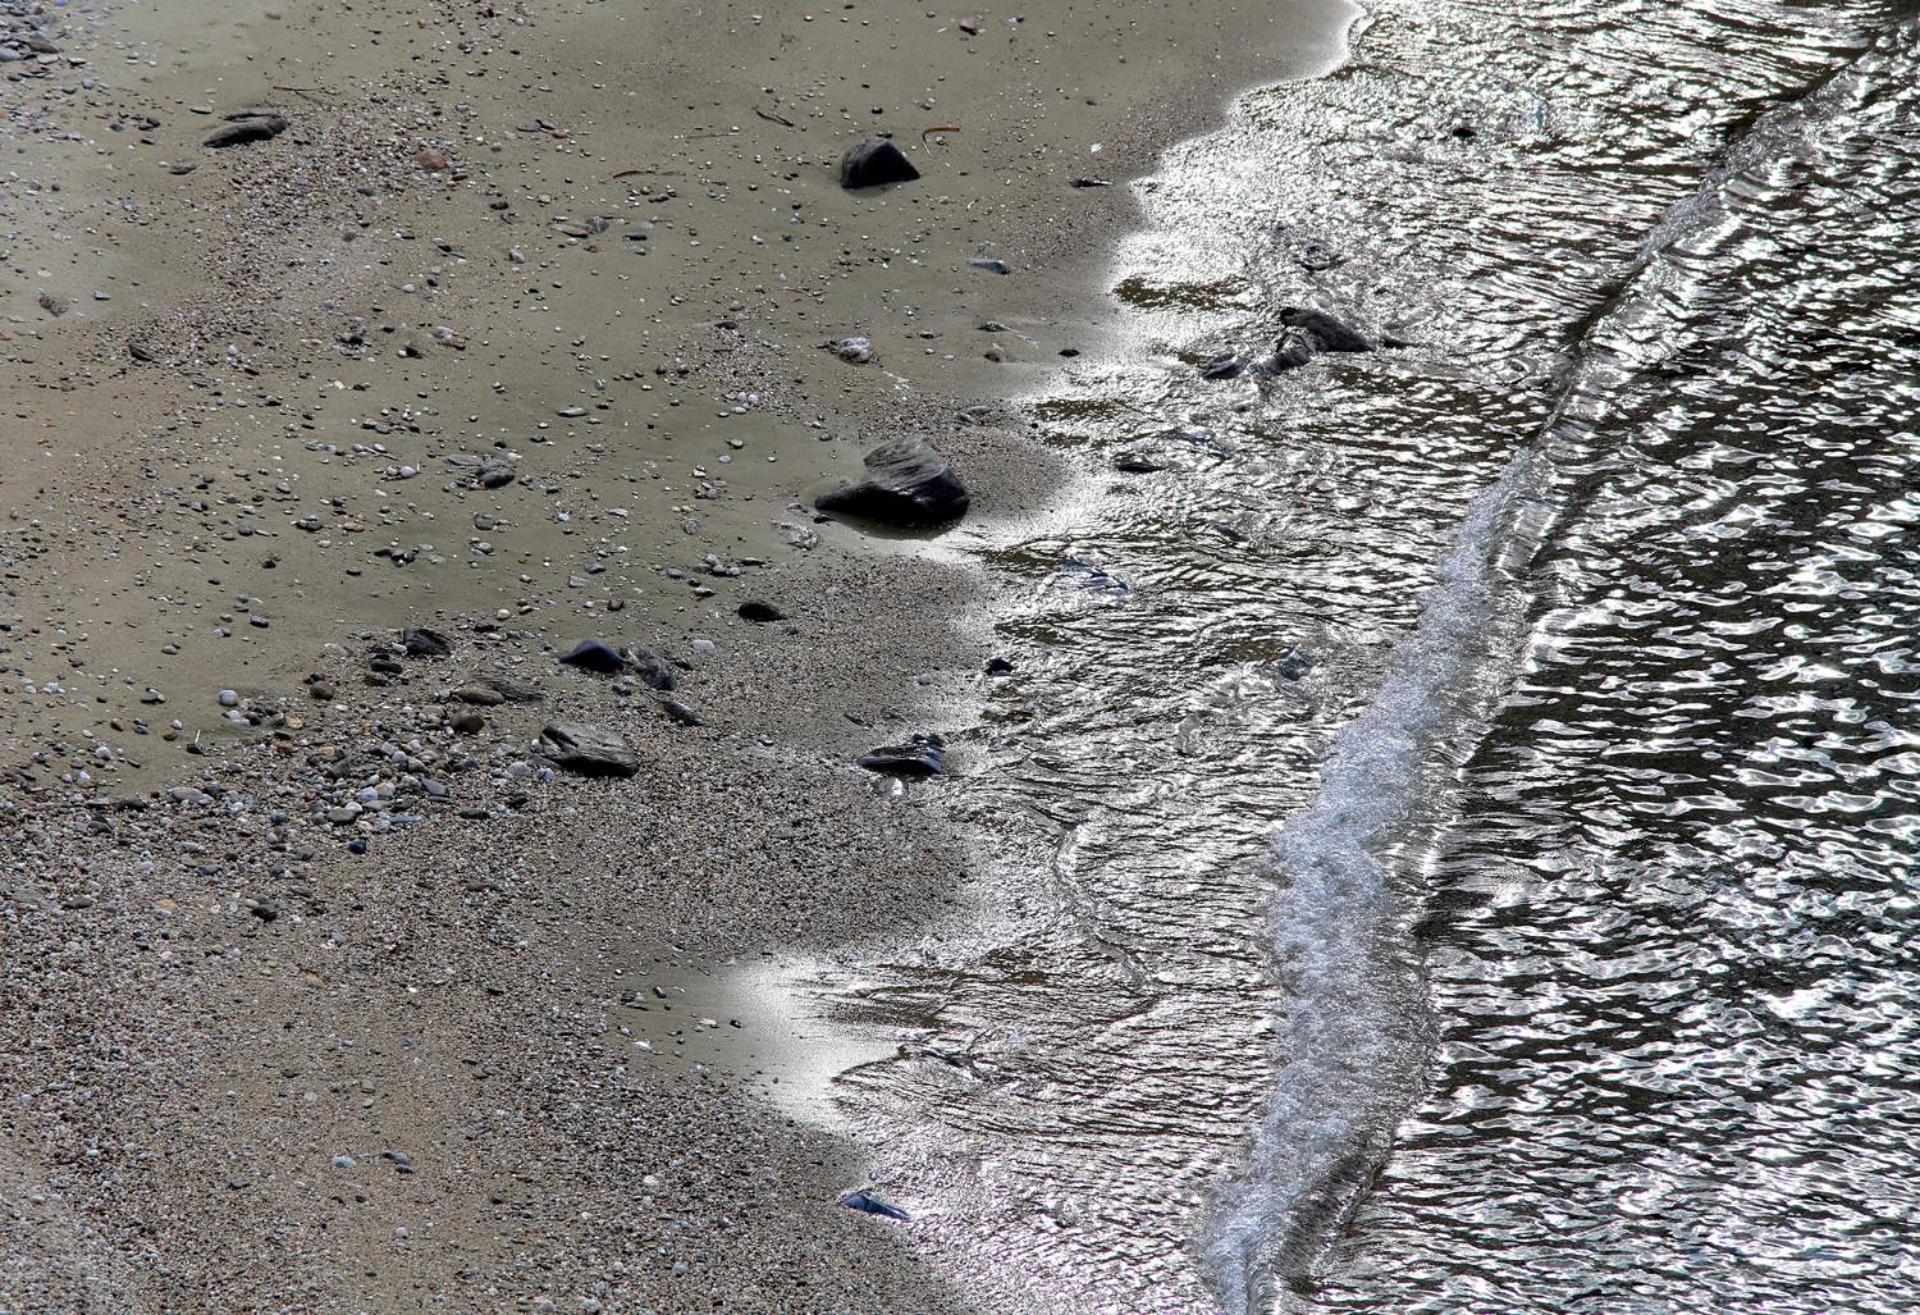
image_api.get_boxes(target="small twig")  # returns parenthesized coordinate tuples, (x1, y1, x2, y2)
(270, 85, 328, 101)
(921, 124, 961, 142)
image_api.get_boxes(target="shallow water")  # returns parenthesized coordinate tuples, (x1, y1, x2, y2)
(829, 2, 1920, 1311)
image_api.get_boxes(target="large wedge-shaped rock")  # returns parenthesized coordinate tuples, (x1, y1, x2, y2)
(537, 723, 639, 778)
(839, 137, 920, 189)
(815, 438, 969, 528)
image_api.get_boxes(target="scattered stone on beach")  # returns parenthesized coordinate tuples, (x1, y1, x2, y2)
(832, 335, 874, 364)
(204, 112, 289, 148)
(840, 1191, 911, 1221)
(536, 723, 639, 778)
(626, 650, 677, 692)
(558, 639, 627, 674)
(985, 657, 1016, 676)
(737, 601, 786, 624)
(402, 627, 454, 659)
(815, 438, 970, 528)
(968, 257, 1013, 275)
(838, 136, 920, 189)
(480, 676, 545, 703)
(658, 698, 705, 727)
(452, 686, 507, 706)
(856, 733, 944, 779)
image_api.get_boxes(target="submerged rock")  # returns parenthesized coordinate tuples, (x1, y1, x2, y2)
(558, 639, 626, 674)
(1200, 352, 1246, 381)
(1055, 557, 1131, 599)
(839, 137, 919, 189)
(537, 723, 639, 778)
(840, 1191, 911, 1221)
(815, 438, 969, 528)
(856, 733, 944, 779)
(1279, 306, 1375, 354)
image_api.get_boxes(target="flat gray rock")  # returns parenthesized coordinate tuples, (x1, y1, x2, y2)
(537, 723, 638, 777)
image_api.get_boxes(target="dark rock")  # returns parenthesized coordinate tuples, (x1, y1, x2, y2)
(558, 639, 627, 674)
(1069, 177, 1113, 188)
(627, 649, 677, 692)
(402, 627, 453, 659)
(1200, 353, 1246, 381)
(204, 113, 289, 149)
(968, 258, 1013, 275)
(840, 1191, 910, 1221)
(452, 686, 507, 706)
(450, 712, 486, 735)
(985, 657, 1015, 676)
(838, 137, 920, 189)
(737, 601, 786, 624)
(1265, 337, 1317, 373)
(1279, 307, 1375, 354)
(815, 438, 969, 528)
(1277, 649, 1315, 681)
(1113, 453, 1167, 474)
(659, 699, 705, 727)
(537, 723, 639, 778)
(856, 733, 944, 779)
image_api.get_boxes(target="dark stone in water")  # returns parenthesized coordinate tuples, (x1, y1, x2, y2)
(737, 601, 786, 624)
(558, 639, 626, 674)
(402, 627, 452, 658)
(1113, 453, 1167, 473)
(815, 438, 970, 528)
(628, 649, 676, 691)
(856, 733, 944, 779)
(839, 137, 919, 189)
(537, 723, 639, 778)
(1277, 648, 1314, 680)
(1056, 557, 1131, 599)
(1279, 306, 1375, 354)
(840, 1191, 911, 1221)
(985, 657, 1015, 676)
(204, 113, 289, 149)
(1200, 352, 1246, 381)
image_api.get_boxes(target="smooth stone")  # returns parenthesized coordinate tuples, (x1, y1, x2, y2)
(737, 601, 785, 624)
(537, 723, 639, 778)
(815, 438, 969, 528)
(204, 113, 289, 148)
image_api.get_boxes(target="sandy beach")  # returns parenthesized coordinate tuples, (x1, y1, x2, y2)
(2, 0, 1351, 1310)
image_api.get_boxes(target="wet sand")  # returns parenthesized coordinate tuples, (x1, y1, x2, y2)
(1, 0, 1349, 1309)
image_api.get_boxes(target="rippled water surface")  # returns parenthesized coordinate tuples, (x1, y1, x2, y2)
(823, 2, 1920, 1312)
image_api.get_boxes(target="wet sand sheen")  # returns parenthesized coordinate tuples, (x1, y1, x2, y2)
(1, 0, 1351, 1311)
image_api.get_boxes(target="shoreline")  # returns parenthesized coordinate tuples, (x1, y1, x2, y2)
(2, 1, 1354, 1310)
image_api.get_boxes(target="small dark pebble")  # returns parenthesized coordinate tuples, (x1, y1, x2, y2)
(737, 601, 786, 624)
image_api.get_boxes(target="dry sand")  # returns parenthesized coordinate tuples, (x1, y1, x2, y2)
(1, 0, 1348, 1309)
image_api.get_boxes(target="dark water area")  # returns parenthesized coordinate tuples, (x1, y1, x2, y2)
(828, 2, 1920, 1312)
